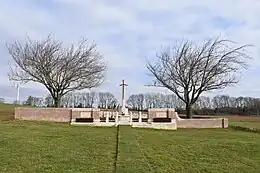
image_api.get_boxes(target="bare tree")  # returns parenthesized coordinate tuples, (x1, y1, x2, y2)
(127, 94, 138, 110)
(128, 92, 181, 110)
(154, 93, 165, 108)
(127, 94, 144, 110)
(98, 92, 107, 108)
(104, 92, 118, 109)
(44, 94, 54, 107)
(7, 35, 107, 107)
(82, 91, 96, 108)
(195, 96, 212, 109)
(25, 96, 43, 107)
(147, 37, 251, 118)
(61, 92, 73, 107)
(97, 92, 117, 109)
(144, 93, 153, 109)
(149, 93, 159, 108)
(228, 96, 237, 108)
(136, 94, 144, 110)
(165, 94, 180, 108)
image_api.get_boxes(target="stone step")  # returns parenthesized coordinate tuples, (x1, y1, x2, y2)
(118, 116, 130, 123)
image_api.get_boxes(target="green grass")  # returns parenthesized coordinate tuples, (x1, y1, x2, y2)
(1, 121, 260, 173)
(0, 103, 33, 121)
(229, 121, 260, 129)
(116, 125, 151, 172)
(118, 126, 260, 173)
(1, 104, 260, 172)
(0, 121, 117, 173)
(0, 103, 16, 121)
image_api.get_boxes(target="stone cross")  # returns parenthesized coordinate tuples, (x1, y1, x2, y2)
(120, 79, 128, 115)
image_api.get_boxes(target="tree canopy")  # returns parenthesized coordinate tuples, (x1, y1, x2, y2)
(147, 37, 251, 118)
(7, 35, 107, 107)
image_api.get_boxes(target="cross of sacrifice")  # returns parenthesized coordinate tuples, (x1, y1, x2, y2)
(119, 79, 128, 114)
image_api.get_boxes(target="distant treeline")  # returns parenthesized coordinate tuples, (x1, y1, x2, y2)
(127, 93, 260, 116)
(22, 92, 119, 109)
(18, 92, 260, 116)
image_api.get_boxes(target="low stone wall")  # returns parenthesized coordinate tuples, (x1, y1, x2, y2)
(71, 108, 100, 123)
(148, 108, 228, 128)
(15, 107, 101, 123)
(15, 107, 72, 122)
(14, 107, 228, 129)
(132, 121, 177, 130)
(177, 118, 228, 128)
(147, 108, 176, 123)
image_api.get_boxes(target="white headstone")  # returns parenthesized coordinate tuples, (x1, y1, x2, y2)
(130, 112, 133, 124)
(115, 112, 119, 123)
(106, 112, 109, 123)
(139, 111, 142, 123)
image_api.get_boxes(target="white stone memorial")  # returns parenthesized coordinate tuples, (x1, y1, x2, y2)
(117, 79, 130, 124)
(70, 79, 178, 130)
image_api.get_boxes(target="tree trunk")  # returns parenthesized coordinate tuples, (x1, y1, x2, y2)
(53, 97, 61, 108)
(186, 103, 193, 119)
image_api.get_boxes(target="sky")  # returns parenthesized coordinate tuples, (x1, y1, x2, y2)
(0, 0, 260, 103)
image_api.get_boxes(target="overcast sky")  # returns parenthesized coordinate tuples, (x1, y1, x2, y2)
(1, 0, 260, 102)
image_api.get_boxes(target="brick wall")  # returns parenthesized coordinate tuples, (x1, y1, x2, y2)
(15, 107, 72, 122)
(15, 107, 102, 122)
(71, 108, 100, 122)
(15, 107, 228, 128)
(147, 108, 175, 123)
(177, 118, 228, 128)
(148, 108, 228, 128)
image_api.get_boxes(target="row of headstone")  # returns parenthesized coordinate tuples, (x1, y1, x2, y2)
(129, 112, 142, 123)
(103, 111, 143, 123)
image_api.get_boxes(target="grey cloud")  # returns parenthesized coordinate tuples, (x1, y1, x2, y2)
(0, 0, 260, 100)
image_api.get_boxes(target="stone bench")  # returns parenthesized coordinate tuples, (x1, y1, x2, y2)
(147, 108, 177, 123)
(71, 108, 100, 123)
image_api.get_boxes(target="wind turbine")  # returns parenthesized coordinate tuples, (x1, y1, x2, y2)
(16, 83, 20, 104)
(10, 81, 21, 104)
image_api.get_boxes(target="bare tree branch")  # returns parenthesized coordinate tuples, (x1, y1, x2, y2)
(147, 37, 252, 118)
(7, 35, 107, 107)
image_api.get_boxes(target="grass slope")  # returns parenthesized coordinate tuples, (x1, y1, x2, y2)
(0, 121, 117, 173)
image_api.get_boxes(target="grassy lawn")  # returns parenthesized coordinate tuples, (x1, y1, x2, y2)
(0, 121, 117, 173)
(0, 103, 33, 121)
(0, 121, 260, 173)
(1, 104, 260, 173)
(117, 126, 260, 173)
(222, 115, 260, 129)
(116, 125, 151, 172)
(230, 120, 260, 129)
(0, 103, 16, 121)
